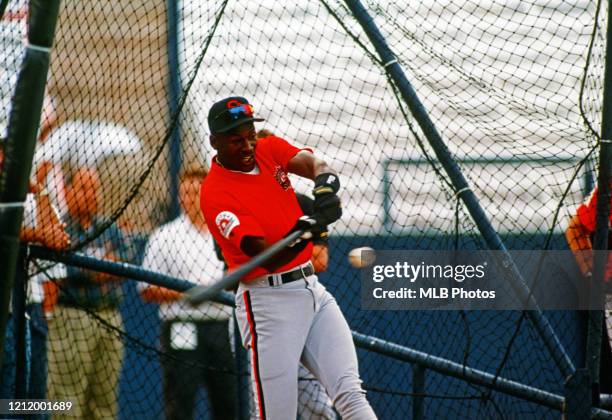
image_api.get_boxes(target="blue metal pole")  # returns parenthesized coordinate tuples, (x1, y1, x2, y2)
(29, 245, 235, 306)
(0, 0, 61, 370)
(343, 0, 575, 378)
(382, 159, 392, 232)
(166, 0, 182, 220)
(412, 365, 426, 419)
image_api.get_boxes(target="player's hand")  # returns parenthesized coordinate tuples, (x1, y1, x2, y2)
(311, 224, 329, 245)
(289, 216, 316, 241)
(286, 216, 317, 252)
(312, 173, 342, 225)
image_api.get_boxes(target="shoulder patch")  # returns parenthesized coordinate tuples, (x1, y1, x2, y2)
(215, 211, 240, 239)
(273, 165, 292, 190)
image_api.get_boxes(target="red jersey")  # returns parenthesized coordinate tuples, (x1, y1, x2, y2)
(200, 135, 313, 281)
(576, 186, 612, 233)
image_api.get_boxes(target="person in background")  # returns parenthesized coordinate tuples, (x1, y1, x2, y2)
(0, 145, 70, 411)
(46, 166, 127, 420)
(257, 129, 337, 419)
(140, 167, 237, 420)
(200, 96, 375, 419)
(565, 185, 612, 394)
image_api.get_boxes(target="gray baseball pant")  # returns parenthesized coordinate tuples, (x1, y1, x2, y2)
(235, 271, 376, 420)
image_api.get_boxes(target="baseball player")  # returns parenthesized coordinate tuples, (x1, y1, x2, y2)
(200, 96, 376, 419)
(257, 129, 336, 419)
(566, 185, 612, 393)
(293, 193, 338, 420)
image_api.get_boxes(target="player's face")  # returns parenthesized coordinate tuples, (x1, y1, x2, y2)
(214, 123, 256, 172)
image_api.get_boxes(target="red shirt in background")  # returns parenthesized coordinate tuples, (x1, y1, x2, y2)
(576, 186, 612, 281)
(576, 186, 612, 232)
(200, 135, 313, 281)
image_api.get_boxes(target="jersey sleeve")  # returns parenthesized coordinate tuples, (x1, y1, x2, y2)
(264, 135, 313, 170)
(576, 187, 598, 233)
(202, 189, 265, 251)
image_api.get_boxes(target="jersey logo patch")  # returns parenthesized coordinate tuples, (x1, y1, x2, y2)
(273, 165, 291, 191)
(215, 211, 240, 239)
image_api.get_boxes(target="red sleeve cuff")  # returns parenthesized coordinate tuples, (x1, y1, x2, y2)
(228, 223, 265, 251)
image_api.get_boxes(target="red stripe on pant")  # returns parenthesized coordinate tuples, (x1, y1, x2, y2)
(244, 291, 266, 420)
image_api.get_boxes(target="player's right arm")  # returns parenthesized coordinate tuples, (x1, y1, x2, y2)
(295, 192, 329, 272)
(204, 187, 312, 273)
(240, 231, 311, 272)
(287, 151, 342, 227)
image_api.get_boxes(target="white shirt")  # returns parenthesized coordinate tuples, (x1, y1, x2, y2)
(0, 0, 27, 138)
(141, 214, 232, 321)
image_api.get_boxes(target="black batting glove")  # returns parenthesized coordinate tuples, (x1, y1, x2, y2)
(285, 215, 317, 253)
(312, 173, 342, 225)
(312, 224, 329, 245)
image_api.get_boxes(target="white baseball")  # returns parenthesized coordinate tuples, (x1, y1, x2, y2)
(348, 247, 376, 268)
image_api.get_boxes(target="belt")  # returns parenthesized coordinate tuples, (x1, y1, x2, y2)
(267, 263, 314, 287)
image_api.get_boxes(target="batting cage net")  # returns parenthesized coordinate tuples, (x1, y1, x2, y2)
(0, 0, 607, 419)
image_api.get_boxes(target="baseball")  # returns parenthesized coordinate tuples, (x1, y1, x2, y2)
(348, 247, 376, 268)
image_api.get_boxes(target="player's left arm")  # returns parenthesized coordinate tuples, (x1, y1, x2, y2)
(287, 151, 342, 226)
(287, 150, 335, 180)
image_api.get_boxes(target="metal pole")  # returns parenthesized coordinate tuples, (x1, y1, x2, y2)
(0, 0, 9, 20)
(0, 0, 61, 369)
(29, 245, 235, 306)
(412, 365, 426, 419)
(166, 0, 182, 220)
(343, 0, 575, 378)
(13, 248, 27, 398)
(382, 159, 392, 232)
